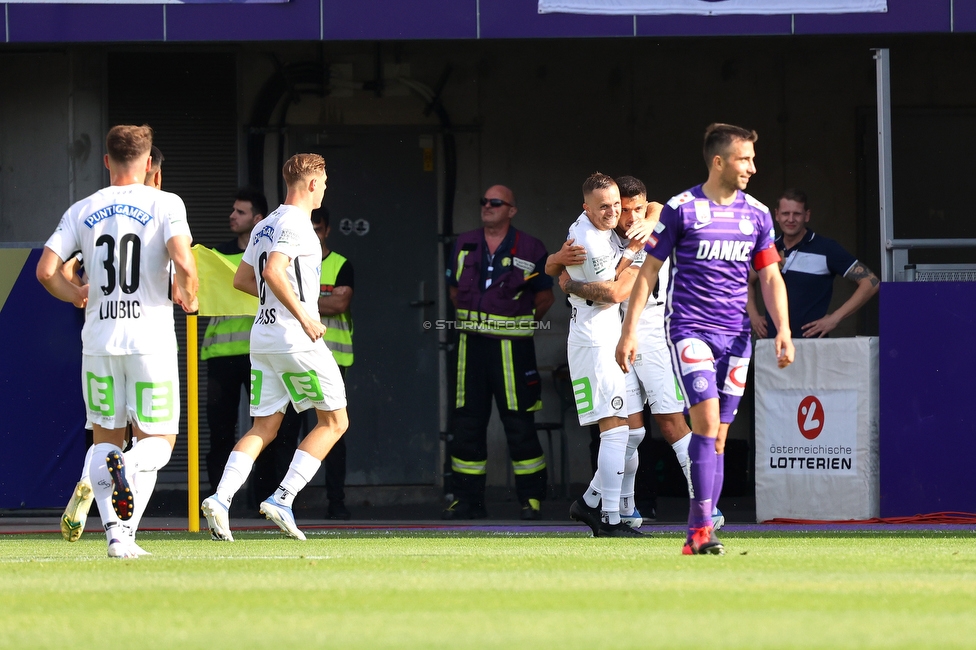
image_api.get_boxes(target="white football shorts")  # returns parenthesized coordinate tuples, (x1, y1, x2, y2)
(82, 352, 180, 435)
(633, 346, 686, 415)
(249, 345, 346, 417)
(567, 344, 627, 427)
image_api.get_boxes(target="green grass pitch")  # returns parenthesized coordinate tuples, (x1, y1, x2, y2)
(2, 530, 975, 649)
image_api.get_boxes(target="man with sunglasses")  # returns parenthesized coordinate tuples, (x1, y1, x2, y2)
(443, 185, 555, 520)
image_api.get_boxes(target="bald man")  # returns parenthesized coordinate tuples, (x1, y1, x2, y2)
(443, 185, 555, 521)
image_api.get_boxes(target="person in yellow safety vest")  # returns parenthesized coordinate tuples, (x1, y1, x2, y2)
(274, 205, 354, 519)
(201, 188, 269, 494)
(314, 206, 354, 517)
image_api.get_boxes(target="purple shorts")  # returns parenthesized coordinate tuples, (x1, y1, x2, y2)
(667, 326, 752, 424)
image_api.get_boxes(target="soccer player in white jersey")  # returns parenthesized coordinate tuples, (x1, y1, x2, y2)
(202, 153, 348, 542)
(58, 145, 168, 548)
(617, 124, 794, 555)
(555, 173, 644, 537)
(37, 126, 198, 559)
(551, 176, 699, 529)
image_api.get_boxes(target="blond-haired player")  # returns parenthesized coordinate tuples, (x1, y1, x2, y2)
(202, 153, 348, 542)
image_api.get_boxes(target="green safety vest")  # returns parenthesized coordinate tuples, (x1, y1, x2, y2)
(200, 250, 253, 360)
(320, 252, 354, 367)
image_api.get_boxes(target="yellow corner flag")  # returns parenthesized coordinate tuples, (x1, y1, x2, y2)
(192, 245, 258, 317)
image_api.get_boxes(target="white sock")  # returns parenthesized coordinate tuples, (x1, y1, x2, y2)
(672, 432, 694, 498)
(596, 425, 628, 524)
(89, 442, 124, 542)
(79, 445, 94, 484)
(619, 427, 645, 516)
(273, 450, 322, 507)
(583, 473, 602, 508)
(124, 436, 171, 534)
(215, 451, 255, 507)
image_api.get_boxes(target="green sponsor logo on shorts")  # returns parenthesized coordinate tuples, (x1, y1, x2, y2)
(283, 370, 323, 403)
(674, 376, 685, 401)
(250, 370, 263, 406)
(573, 377, 594, 415)
(86, 372, 115, 417)
(136, 381, 175, 423)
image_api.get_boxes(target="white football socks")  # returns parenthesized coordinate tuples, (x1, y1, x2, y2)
(272, 450, 322, 507)
(595, 425, 628, 525)
(123, 436, 172, 535)
(619, 427, 645, 516)
(79, 445, 94, 485)
(214, 451, 255, 507)
(672, 432, 694, 498)
(88, 442, 124, 543)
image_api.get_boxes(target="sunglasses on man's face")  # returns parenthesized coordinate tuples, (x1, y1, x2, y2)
(480, 197, 513, 208)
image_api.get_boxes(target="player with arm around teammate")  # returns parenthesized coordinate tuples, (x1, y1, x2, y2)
(201, 153, 349, 542)
(552, 176, 699, 530)
(616, 124, 794, 555)
(38, 126, 198, 559)
(557, 173, 643, 537)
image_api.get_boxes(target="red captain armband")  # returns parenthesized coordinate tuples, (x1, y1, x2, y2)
(752, 244, 780, 271)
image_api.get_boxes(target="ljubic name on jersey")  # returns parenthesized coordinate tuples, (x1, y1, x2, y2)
(98, 299, 141, 320)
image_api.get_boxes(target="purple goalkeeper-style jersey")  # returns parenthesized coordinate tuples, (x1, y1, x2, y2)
(644, 184, 780, 335)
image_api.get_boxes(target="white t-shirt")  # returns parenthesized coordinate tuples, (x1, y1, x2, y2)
(242, 204, 322, 354)
(611, 230, 669, 351)
(44, 183, 191, 355)
(565, 212, 621, 348)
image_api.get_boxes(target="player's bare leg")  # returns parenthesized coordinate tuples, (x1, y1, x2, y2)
(260, 407, 349, 541)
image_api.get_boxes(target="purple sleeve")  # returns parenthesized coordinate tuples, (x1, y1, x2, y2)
(446, 240, 461, 287)
(752, 209, 778, 266)
(644, 203, 680, 261)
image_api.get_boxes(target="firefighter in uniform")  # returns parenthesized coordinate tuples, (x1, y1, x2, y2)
(443, 185, 555, 520)
(202, 189, 268, 493)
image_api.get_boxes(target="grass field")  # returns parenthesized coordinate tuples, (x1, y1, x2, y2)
(2, 529, 975, 649)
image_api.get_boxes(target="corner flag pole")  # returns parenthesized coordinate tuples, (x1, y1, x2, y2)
(186, 313, 200, 533)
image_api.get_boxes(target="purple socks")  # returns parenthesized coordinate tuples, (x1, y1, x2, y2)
(688, 433, 716, 531)
(712, 452, 725, 513)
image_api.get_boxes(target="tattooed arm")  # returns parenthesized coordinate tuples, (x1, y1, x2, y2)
(801, 261, 880, 338)
(558, 265, 640, 305)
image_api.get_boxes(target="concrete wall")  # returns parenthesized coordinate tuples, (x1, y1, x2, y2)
(4, 33, 974, 489)
(0, 50, 103, 244)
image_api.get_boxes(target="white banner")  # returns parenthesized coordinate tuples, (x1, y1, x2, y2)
(538, 0, 886, 15)
(754, 338, 879, 522)
(760, 389, 858, 476)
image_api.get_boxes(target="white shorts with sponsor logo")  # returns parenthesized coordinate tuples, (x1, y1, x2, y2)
(568, 344, 627, 427)
(633, 346, 685, 415)
(250, 345, 346, 417)
(82, 353, 180, 435)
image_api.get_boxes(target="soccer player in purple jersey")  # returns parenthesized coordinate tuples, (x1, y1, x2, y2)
(616, 123, 794, 555)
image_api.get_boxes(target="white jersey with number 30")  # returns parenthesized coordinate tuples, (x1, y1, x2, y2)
(44, 183, 191, 355)
(242, 204, 322, 354)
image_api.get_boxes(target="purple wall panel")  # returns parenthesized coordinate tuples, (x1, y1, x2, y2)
(637, 14, 791, 37)
(879, 282, 976, 517)
(795, 0, 951, 34)
(167, 0, 319, 41)
(3, 0, 973, 47)
(8, 4, 163, 42)
(953, 0, 976, 32)
(481, 0, 633, 38)
(320, 0, 476, 40)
